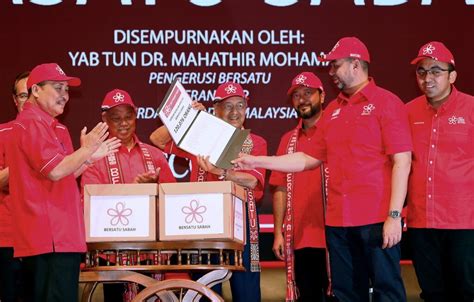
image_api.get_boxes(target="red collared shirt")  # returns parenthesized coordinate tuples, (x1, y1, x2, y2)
(7, 102, 87, 257)
(269, 119, 326, 249)
(310, 79, 412, 227)
(164, 133, 267, 201)
(81, 136, 176, 187)
(0, 122, 14, 247)
(406, 86, 474, 229)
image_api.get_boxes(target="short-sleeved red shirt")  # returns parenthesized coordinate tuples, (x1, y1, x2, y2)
(406, 86, 474, 229)
(269, 120, 326, 249)
(164, 133, 267, 201)
(310, 79, 413, 227)
(81, 135, 176, 188)
(7, 102, 87, 257)
(0, 122, 14, 247)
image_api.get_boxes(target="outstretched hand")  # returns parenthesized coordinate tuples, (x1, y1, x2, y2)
(231, 153, 257, 170)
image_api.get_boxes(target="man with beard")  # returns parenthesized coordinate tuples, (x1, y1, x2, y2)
(150, 82, 267, 302)
(269, 72, 332, 302)
(233, 37, 413, 302)
(81, 88, 176, 302)
(406, 41, 474, 302)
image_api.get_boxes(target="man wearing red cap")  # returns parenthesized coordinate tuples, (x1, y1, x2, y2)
(269, 72, 332, 302)
(6, 63, 120, 302)
(0, 71, 29, 302)
(406, 41, 474, 302)
(150, 82, 267, 302)
(81, 88, 176, 301)
(234, 37, 413, 302)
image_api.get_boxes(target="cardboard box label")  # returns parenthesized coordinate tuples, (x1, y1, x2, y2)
(233, 196, 244, 242)
(164, 193, 224, 236)
(90, 195, 151, 238)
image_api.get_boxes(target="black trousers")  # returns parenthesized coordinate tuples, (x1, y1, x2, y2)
(294, 247, 334, 302)
(0, 247, 23, 302)
(408, 228, 474, 302)
(22, 252, 82, 302)
(326, 223, 406, 302)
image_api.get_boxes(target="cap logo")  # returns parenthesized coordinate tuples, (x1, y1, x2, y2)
(422, 44, 435, 55)
(295, 74, 307, 85)
(225, 84, 237, 95)
(112, 92, 125, 103)
(331, 41, 340, 52)
(55, 65, 65, 75)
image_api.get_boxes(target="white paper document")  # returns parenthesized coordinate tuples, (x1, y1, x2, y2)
(158, 80, 249, 169)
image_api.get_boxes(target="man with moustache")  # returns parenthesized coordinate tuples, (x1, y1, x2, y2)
(81, 88, 176, 302)
(0, 71, 29, 302)
(6, 63, 120, 302)
(150, 82, 267, 302)
(233, 37, 413, 302)
(406, 41, 474, 302)
(269, 72, 332, 302)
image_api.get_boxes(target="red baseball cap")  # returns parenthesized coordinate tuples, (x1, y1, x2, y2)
(287, 72, 324, 96)
(27, 63, 81, 89)
(410, 41, 455, 66)
(101, 89, 137, 111)
(214, 82, 247, 102)
(318, 37, 370, 63)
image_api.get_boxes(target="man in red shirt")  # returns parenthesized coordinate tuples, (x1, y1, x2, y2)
(6, 63, 120, 302)
(81, 88, 176, 301)
(0, 71, 29, 302)
(269, 72, 332, 302)
(150, 82, 267, 302)
(406, 41, 474, 302)
(234, 37, 412, 302)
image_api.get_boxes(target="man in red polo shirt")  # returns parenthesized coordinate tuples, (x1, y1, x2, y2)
(0, 71, 29, 302)
(234, 37, 413, 302)
(269, 72, 332, 302)
(81, 88, 176, 301)
(406, 41, 474, 302)
(6, 63, 120, 302)
(150, 82, 267, 302)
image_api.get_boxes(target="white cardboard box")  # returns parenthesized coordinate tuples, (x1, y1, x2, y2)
(159, 181, 246, 243)
(83, 184, 158, 242)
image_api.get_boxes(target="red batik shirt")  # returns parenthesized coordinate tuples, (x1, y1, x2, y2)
(309, 79, 413, 227)
(406, 86, 474, 229)
(269, 119, 326, 249)
(7, 102, 87, 257)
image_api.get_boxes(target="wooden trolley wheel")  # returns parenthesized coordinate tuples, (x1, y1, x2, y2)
(130, 279, 224, 302)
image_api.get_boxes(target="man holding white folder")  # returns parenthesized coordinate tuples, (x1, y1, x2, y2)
(150, 82, 267, 302)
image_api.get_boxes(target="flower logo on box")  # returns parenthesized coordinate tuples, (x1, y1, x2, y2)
(181, 200, 207, 224)
(107, 202, 132, 226)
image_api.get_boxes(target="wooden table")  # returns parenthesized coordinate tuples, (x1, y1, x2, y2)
(80, 241, 245, 302)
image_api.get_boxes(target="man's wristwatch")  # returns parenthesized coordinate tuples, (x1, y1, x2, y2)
(388, 210, 402, 219)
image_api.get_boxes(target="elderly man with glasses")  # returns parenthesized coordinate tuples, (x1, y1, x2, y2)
(150, 82, 267, 302)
